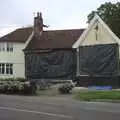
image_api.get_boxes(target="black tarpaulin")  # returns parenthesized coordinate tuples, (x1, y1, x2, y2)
(25, 50, 76, 80)
(79, 43, 119, 76)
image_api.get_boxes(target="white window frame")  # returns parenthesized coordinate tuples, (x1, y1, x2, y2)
(6, 63, 13, 75)
(0, 63, 13, 75)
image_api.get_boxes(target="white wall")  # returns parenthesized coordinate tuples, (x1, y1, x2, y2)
(80, 21, 120, 58)
(0, 43, 25, 78)
(81, 22, 117, 46)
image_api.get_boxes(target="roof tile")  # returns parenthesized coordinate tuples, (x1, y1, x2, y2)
(0, 27, 84, 49)
(25, 29, 84, 49)
(0, 27, 33, 42)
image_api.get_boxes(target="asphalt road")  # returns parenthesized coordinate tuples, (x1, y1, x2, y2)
(0, 95, 120, 120)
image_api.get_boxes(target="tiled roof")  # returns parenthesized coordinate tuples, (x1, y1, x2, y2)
(0, 27, 85, 49)
(0, 27, 33, 43)
(25, 29, 84, 50)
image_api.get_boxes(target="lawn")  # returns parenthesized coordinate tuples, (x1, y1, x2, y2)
(75, 90, 120, 101)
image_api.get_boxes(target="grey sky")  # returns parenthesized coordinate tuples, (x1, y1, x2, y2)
(0, 0, 118, 36)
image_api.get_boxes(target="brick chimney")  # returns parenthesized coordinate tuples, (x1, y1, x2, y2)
(34, 12, 43, 37)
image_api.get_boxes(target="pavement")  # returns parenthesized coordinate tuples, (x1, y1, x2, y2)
(0, 95, 120, 120)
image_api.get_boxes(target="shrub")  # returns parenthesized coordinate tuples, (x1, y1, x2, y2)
(0, 77, 26, 82)
(23, 81, 36, 95)
(15, 78, 26, 82)
(58, 83, 74, 94)
(0, 81, 4, 93)
(0, 79, 36, 95)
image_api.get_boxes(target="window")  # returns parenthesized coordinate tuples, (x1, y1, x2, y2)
(6, 64, 13, 74)
(0, 63, 13, 75)
(0, 43, 13, 52)
(0, 43, 5, 51)
(7, 43, 13, 52)
(0, 64, 5, 74)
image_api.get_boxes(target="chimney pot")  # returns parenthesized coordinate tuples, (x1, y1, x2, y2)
(39, 12, 42, 18)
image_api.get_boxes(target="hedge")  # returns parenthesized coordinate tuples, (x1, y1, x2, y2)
(0, 78, 36, 95)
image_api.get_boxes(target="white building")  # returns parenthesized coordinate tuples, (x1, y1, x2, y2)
(0, 27, 33, 78)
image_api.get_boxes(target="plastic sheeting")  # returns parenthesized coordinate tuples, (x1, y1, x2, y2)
(76, 76, 120, 88)
(78, 43, 119, 76)
(25, 50, 76, 80)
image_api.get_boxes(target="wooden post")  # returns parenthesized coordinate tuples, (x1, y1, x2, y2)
(76, 48, 80, 76)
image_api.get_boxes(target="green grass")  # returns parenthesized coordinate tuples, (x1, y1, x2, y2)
(75, 90, 120, 101)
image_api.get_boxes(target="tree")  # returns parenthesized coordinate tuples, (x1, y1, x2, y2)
(87, 2, 120, 38)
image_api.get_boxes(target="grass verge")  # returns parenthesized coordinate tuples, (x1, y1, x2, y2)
(75, 90, 120, 102)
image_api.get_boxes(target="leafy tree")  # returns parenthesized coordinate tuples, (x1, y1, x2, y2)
(87, 2, 120, 38)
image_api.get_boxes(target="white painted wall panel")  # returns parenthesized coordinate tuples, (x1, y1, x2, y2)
(0, 43, 25, 78)
(81, 22, 117, 46)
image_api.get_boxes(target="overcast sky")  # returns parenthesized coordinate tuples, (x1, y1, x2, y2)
(0, 0, 118, 36)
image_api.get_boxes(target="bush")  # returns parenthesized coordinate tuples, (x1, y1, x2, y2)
(0, 77, 26, 82)
(0, 79, 36, 95)
(58, 83, 74, 94)
(23, 81, 37, 95)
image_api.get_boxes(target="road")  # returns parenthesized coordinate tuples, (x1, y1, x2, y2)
(0, 95, 120, 120)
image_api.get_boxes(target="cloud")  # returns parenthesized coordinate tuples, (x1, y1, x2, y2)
(0, 0, 118, 35)
(0, 27, 18, 37)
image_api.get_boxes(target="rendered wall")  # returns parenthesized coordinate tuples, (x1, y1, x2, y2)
(0, 43, 25, 78)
